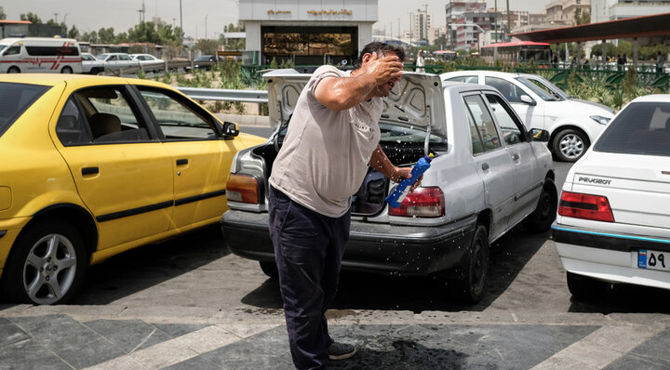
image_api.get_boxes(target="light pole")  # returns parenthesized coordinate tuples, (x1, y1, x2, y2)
(179, 0, 183, 38)
(205, 14, 208, 39)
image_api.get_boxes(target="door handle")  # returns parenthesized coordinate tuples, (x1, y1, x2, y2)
(481, 163, 490, 171)
(512, 153, 520, 161)
(176, 159, 188, 165)
(81, 167, 99, 176)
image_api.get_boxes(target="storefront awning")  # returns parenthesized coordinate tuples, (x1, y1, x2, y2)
(510, 12, 670, 43)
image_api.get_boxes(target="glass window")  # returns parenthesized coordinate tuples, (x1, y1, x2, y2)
(4, 46, 21, 56)
(119, 54, 131, 61)
(515, 77, 561, 101)
(486, 94, 526, 146)
(0, 82, 49, 138)
(467, 108, 485, 155)
(446, 75, 479, 84)
(138, 87, 217, 140)
(107, 55, 118, 61)
(67, 87, 150, 144)
(594, 102, 670, 157)
(484, 76, 527, 103)
(464, 94, 502, 151)
(56, 98, 92, 145)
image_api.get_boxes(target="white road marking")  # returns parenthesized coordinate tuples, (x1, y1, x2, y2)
(84, 324, 278, 370)
(531, 325, 664, 370)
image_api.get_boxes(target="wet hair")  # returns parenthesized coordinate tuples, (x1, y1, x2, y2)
(352, 42, 405, 69)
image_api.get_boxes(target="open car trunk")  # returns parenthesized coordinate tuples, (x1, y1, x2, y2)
(255, 69, 447, 216)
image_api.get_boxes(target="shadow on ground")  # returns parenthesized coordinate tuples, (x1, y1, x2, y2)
(71, 225, 228, 305)
(568, 281, 670, 314)
(242, 224, 549, 313)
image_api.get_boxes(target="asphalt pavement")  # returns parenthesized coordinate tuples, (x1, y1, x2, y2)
(3, 130, 670, 369)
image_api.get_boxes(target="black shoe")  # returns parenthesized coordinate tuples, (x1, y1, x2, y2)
(328, 342, 357, 361)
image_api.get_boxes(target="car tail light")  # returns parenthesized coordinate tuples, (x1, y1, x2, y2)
(226, 173, 259, 204)
(558, 191, 614, 222)
(388, 187, 445, 218)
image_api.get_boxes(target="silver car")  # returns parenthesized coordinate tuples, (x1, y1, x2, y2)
(221, 71, 556, 303)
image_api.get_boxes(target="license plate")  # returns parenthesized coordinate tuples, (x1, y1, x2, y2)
(638, 249, 670, 271)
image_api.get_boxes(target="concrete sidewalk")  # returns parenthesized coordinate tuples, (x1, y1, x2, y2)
(1, 312, 669, 369)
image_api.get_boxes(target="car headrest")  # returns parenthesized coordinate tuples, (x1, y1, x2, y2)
(89, 113, 121, 138)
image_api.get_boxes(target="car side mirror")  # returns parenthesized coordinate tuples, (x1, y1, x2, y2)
(222, 121, 239, 138)
(520, 95, 536, 106)
(529, 128, 549, 142)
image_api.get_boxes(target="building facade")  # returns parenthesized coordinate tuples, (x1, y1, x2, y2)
(411, 8, 432, 42)
(239, 0, 377, 65)
(545, 0, 591, 25)
(445, 1, 487, 49)
(592, 0, 670, 23)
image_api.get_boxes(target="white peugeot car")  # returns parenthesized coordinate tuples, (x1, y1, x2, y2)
(553, 95, 670, 299)
(441, 71, 615, 162)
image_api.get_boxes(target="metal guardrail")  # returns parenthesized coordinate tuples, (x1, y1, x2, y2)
(178, 87, 268, 104)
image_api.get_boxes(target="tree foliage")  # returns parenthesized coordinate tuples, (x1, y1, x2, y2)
(218, 22, 245, 51)
(0, 6, 6, 20)
(20, 12, 42, 24)
(195, 39, 218, 55)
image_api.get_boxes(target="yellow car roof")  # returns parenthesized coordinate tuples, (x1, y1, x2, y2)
(0, 74, 169, 88)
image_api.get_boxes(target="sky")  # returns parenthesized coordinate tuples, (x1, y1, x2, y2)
(2, 0, 551, 39)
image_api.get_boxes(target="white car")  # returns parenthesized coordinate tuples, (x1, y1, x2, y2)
(553, 95, 670, 300)
(221, 70, 556, 303)
(80, 53, 105, 74)
(441, 71, 615, 162)
(130, 53, 165, 73)
(96, 53, 140, 73)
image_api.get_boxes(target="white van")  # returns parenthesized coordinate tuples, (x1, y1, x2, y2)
(0, 37, 83, 74)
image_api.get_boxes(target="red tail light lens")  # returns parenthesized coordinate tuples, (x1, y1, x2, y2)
(226, 173, 259, 204)
(558, 191, 614, 222)
(388, 187, 445, 218)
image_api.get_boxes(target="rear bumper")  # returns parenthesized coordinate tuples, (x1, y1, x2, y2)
(552, 223, 670, 289)
(221, 210, 476, 276)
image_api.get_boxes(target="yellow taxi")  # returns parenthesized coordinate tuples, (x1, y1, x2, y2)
(0, 74, 265, 304)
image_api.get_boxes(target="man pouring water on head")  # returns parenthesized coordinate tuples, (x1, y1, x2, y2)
(268, 42, 423, 369)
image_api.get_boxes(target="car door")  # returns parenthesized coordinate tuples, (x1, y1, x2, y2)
(135, 85, 235, 229)
(53, 84, 174, 250)
(484, 76, 544, 131)
(463, 92, 517, 239)
(485, 92, 541, 227)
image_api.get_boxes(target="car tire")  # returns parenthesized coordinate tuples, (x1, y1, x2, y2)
(566, 272, 610, 301)
(60, 66, 73, 74)
(526, 178, 558, 233)
(259, 261, 279, 280)
(1, 220, 88, 305)
(454, 225, 489, 304)
(552, 128, 589, 162)
(7, 66, 20, 73)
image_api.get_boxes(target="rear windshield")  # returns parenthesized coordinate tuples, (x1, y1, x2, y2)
(0, 82, 50, 137)
(594, 102, 670, 157)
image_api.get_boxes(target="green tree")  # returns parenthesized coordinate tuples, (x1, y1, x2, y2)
(97, 27, 116, 43)
(574, 9, 590, 26)
(127, 22, 160, 43)
(20, 12, 42, 24)
(195, 39, 218, 55)
(0, 6, 7, 20)
(81, 31, 98, 43)
(67, 25, 80, 39)
(218, 22, 245, 51)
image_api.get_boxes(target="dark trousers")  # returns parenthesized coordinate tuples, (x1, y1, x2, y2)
(268, 186, 350, 370)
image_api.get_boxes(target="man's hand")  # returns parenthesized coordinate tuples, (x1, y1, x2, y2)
(391, 167, 423, 192)
(360, 52, 404, 87)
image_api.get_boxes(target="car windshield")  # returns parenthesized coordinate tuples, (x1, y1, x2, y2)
(98, 54, 109, 60)
(594, 102, 670, 157)
(0, 45, 6, 54)
(515, 77, 562, 101)
(195, 56, 211, 61)
(0, 82, 50, 138)
(531, 77, 571, 99)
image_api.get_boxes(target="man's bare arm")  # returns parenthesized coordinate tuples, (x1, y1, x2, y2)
(369, 145, 423, 190)
(314, 53, 403, 112)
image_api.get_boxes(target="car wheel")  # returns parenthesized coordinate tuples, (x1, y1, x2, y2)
(259, 261, 279, 280)
(61, 66, 73, 74)
(526, 178, 558, 232)
(454, 225, 489, 304)
(7, 66, 20, 73)
(566, 272, 611, 301)
(552, 128, 588, 162)
(1, 220, 88, 305)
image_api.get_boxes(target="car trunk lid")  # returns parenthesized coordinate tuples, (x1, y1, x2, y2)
(264, 69, 446, 137)
(571, 151, 670, 229)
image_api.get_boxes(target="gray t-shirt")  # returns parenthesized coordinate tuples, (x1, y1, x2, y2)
(269, 65, 384, 218)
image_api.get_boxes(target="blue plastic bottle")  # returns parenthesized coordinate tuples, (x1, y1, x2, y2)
(385, 155, 432, 208)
